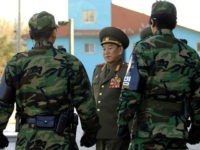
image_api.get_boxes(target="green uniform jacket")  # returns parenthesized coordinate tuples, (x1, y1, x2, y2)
(92, 59, 127, 139)
(0, 43, 98, 150)
(118, 29, 200, 139)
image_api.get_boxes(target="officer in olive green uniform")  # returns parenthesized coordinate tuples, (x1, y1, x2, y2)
(92, 27, 130, 150)
(0, 11, 100, 150)
(117, 1, 200, 150)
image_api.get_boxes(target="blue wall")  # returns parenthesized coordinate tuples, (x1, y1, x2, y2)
(125, 35, 140, 61)
(68, 0, 112, 80)
(69, 0, 111, 30)
(174, 26, 200, 55)
(73, 37, 102, 80)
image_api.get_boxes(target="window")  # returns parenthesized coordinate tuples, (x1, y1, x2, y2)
(82, 10, 96, 23)
(197, 42, 200, 51)
(84, 43, 96, 54)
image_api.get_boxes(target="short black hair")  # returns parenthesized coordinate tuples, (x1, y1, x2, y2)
(30, 30, 53, 40)
(149, 13, 176, 30)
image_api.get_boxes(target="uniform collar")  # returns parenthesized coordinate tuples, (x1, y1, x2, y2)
(33, 39, 53, 49)
(155, 29, 175, 37)
(106, 58, 123, 70)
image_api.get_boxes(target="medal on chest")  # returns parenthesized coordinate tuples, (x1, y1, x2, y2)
(109, 64, 122, 88)
(109, 74, 121, 88)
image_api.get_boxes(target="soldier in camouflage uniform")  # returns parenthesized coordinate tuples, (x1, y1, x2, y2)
(117, 1, 200, 150)
(0, 11, 100, 150)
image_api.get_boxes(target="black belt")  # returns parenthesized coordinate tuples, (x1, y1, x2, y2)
(25, 116, 56, 129)
(26, 118, 36, 124)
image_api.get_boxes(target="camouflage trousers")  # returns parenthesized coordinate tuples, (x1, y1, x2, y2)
(15, 125, 78, 150)
(128, 137, 188, 150)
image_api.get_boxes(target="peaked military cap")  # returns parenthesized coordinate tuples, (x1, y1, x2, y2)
(29, 11, 57, 33)
(99, 26, 129, 49)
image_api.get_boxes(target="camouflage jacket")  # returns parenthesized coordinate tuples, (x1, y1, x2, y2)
(0, 42, 98, 149)
(117, 29, 200, 139)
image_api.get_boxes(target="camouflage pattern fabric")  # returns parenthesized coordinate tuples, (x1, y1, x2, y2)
(117, 29, 200, 149)
(128, 137, 187, 150)
(151, 1, 177, 17)
(0, 40, 98, 150)
(29, 11, 57, 33)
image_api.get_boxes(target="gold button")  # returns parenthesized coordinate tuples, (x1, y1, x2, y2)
(99, 93, 102, 96)
(98, 101, 101, 103)
(101, 85, 104, 88)
(97, 108, 100, 112)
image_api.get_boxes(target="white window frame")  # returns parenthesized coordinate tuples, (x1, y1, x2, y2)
(82, 10, 96, 23)
(84, 43, 96, 54)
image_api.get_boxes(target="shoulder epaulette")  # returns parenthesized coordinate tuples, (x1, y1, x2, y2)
(95, 63, 105, 72)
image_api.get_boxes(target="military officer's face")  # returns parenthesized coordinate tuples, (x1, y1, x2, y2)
(102, 43, 123, 64)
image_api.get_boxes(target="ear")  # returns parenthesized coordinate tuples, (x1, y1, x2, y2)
(150, 19, 156, 27)
(48, 30, 56, 43)
(119, 46, 123, 55)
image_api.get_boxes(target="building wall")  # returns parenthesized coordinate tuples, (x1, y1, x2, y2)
(174, 27, 200, 55)
(68, 0, 112, 80)
(73, 37, 103, 80)
(68, 0, 112, 30)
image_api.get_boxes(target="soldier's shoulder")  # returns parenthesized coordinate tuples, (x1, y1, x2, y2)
(55, 46, 67, 52)
(138, 35, 156, 48)
(15, 52, 29, 59)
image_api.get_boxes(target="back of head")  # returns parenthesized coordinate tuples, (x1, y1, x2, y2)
(29, 11, 57, 39)
(150, 1, 177, 30)
(140, 27, 153, 40)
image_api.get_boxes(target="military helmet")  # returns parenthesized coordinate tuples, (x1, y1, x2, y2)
(151, 1, 177, 18)
(99, 26, 129, 49)
(29, 11, 57, 33)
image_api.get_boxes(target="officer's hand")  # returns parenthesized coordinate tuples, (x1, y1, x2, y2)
(187, 125, 200, 145)
(80, 116, 100, 147)
(117, 125, 130, 141)
(0, 132, 9, 148)
(80, 132, 96, 147)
